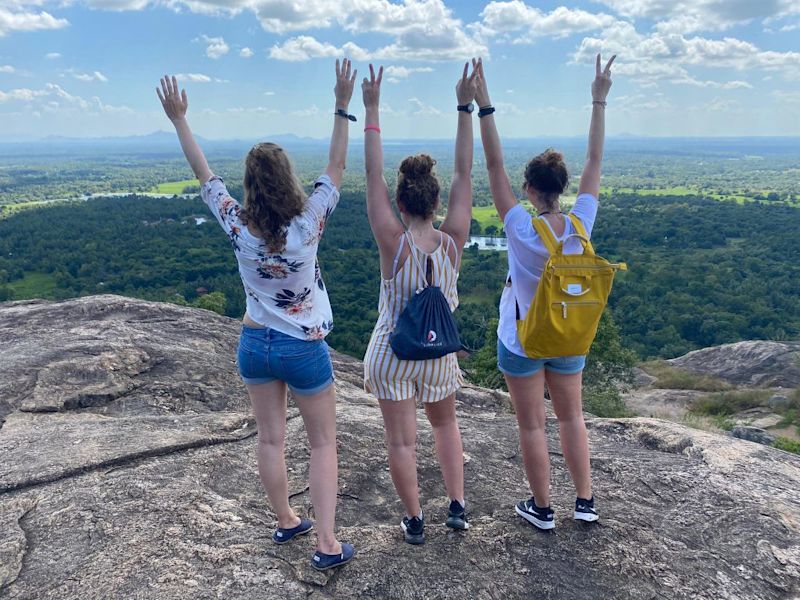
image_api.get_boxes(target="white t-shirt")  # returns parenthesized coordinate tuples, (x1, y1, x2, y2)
(497, 194, 599, 357)
(200, 173, 339, 341)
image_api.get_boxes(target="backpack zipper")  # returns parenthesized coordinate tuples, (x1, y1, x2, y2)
(552, 300, 601, 319)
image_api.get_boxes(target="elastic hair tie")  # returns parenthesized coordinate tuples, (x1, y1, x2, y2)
(364, 124, 381, 134)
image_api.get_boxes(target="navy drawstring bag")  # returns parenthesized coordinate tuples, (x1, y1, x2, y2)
(390, 233, 462, 360)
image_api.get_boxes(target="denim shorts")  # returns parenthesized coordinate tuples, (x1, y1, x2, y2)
(497, 339, 586, 378)
(237, 325, 334, 396)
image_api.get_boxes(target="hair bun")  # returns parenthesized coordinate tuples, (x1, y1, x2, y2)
(399, 154, 435, 178)
(542, 149, 565, 168)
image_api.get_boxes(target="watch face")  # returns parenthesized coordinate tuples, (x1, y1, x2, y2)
(459, 103, 474, 113)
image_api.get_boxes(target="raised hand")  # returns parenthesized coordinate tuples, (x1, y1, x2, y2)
(334, 58, 357, 110)
(592, 54, 616, 102)
(456, 60, 478, 105)
(473, 58, 491, 108)
(156, 75, 188, 122)
(362, 64, 383, 109)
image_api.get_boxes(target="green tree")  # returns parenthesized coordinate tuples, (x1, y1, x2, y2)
(194, 291, 227, 315)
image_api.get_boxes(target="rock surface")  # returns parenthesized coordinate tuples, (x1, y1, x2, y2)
(1, 295, 799, 600)
(669, 340, 800, 388)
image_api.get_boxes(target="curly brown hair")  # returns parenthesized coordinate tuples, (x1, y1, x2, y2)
(240, 143, 306, 253)
(396, 154, 440, 220)
(524, 149, 569, 210)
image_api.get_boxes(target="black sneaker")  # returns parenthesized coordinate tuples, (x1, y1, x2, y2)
(515, 497, 555, 530)
(445, 499, 469, 530)
(401, 513, 425, 545)
(574, 496, 599, 522)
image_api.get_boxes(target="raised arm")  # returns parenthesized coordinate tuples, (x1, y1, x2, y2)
(578, 54, 616, 199)
(362, 64, 404, 254)
(474, 59, 517, 222)
(326, 58, 357, 189)
(157, 76, 212, 185)
(440, 61, 477, 249)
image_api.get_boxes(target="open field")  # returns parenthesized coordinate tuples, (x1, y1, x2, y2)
(150, 179, 198, 194)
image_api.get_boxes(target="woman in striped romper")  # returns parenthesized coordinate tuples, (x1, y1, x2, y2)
(360, 62, 477, 545)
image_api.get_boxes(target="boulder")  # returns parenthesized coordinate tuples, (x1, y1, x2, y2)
(0, 296, 798, 600)
(669, 340, 800, 388)
(731, 426, 777, 446)
(768, 394, 793, 411)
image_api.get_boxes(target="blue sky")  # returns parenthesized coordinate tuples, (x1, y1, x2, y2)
(0, 0, 799, 140)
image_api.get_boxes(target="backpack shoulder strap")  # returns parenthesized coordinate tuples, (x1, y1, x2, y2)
(567, 214, 596, 255)
(405, 231, 430, 288)
(532, 216, 560, 255)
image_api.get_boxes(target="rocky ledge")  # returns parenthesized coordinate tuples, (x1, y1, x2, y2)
(0, 295, 798, 599)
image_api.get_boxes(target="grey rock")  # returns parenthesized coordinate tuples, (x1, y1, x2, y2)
(1, 295, 799, 600)
(669, 340, 800, 388)
(622, 388, 705, 420)
(768, 394, 792, 410)
(730, 426, 777, 446)
(632, 367, 657, 388)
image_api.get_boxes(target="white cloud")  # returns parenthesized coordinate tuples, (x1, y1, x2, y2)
(290, 104, 320, 117)
(773, 90, 800, 103)
(45, 52, 61, 59)
(200, 34, 229, 59)
(0, 82, 132, 114)
(595, 0, 800, 34)
(269, 36, 370, 62)
(0, 7, 69, 36)
(175, 73, 212, 83)
(478, 1, 616, 41)
(0, 65, 14, 73)
(263, 91, 275, 96)
(71, 70, 109, 83)
(408, 96, 441, 116)
(239, 47, 254, 58)
(384, 65, 434, 83)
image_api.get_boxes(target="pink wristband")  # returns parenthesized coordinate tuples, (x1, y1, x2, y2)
(364, 124, 381, 134)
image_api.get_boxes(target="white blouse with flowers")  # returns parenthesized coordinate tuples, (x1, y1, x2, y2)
(200, 174, 339, 341)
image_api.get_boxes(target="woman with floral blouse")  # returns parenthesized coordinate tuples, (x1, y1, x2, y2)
(157, 59, 357, 571)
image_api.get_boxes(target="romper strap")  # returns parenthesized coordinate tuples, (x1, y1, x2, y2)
(390, 234, 407, 279)
(405, 230, 431, 289)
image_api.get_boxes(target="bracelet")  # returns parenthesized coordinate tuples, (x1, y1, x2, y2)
(364, 124, 381, 134)
(335, 108, 357, 122)
(592, 100, 607, 107)
(477, 105, 495, 118)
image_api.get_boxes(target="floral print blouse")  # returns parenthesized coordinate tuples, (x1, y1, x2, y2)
(200, 174, 339, 341)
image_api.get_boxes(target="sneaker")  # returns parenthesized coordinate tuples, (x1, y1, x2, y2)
(311, 543, 356, 571)
(445, 499, 470, 530)
(574, 497, 599, 522)
(400, 513, 425, 545)
(272, 517, 314, 544)
(515, 497, 555, 530)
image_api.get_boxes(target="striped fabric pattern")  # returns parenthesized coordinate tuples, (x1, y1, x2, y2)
(364, 232, 463, 403)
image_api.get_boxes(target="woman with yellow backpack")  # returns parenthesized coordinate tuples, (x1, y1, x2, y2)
(474, 54, 620, 529)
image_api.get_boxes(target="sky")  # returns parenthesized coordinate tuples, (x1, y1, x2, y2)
(0, 0, 799, 140)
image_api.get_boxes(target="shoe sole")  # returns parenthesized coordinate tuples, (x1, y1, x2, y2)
(445, 516, 470, 530)
(515, 505, 555, 530)
(273, 524, 314, 545)
(400, 520, 425, 545)
(574, 511, 599, 522)
(311, 553, 355, 571)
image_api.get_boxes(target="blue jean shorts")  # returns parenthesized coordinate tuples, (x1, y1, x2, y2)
(237, 325, 334, 396)
(497, 339, 586, 378)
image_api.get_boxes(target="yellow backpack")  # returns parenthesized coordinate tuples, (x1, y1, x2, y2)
(516, 213, 627, 358)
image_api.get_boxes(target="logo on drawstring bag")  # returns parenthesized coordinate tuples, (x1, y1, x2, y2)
(427, 330, 437, 343)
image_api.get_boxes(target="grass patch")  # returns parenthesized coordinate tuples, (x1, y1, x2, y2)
(150, 179, 198, 195)
(8, 272, 59, 299)
(470, 197, 576, 233)
(773, 437, 800, 455)
(690, 389, 772, 417)
(640, 360, 732, 391)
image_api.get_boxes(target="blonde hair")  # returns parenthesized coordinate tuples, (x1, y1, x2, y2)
(241, 142, 306, 253)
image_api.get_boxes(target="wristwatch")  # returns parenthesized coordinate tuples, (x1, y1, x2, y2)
(335, 108, 357, 122)
(477, 105, 495, 118)
(457, 103, 474, 114)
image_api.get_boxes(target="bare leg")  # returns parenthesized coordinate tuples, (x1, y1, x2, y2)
(423, 395, 464, 503)
(293, 383, 342, 555)
(246, 381, 299, 529)
(505, 370, 551, 506)
(379, 398, 422, 517)
(546, 370, 592, 499)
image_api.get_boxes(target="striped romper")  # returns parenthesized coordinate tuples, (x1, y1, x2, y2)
(364, 231, 464, 403)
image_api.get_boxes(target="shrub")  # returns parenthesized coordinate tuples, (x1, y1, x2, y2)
(640, 360, 731, 391)
(690, 389, 772, 416)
